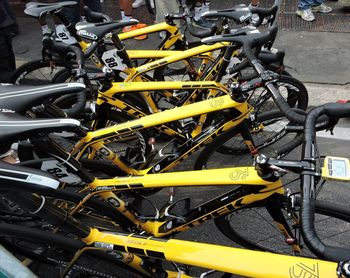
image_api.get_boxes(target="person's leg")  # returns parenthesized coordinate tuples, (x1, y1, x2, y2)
(4, 0, 19, 36)
(310, 0, 332, 13)
(0, 32, 16, 82)
(155, 0, 179, 23)
(132, 0, 146, 9)
(297, 0, 316, 21)
(201, 0, 210, 14)
(120, 0, 148, 40)
(61, 0, 81, 25)
(193, 0, 213, 29)
(251, 0, 259, 6)
(194, 0, 202, 21)
(298, 0, 316, 10)
(298, 0, 330, 9)
(120, 0, 133, 20)
(297, 0, 331, 21)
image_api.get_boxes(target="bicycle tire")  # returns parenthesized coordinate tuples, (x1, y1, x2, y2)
(215, 196, 350, 257)
(194, 110, 304, 169)
(249, 74, 308, 111)
(197, 75, 308, 162)
(194, 124, 254, 169)
(215, 109, 301, 156)
(0, 223, 143, 277)
(9, 59, 66, 85)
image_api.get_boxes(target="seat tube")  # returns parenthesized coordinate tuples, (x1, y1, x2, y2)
(111, 32, 133, 68)
(215, 45, 236, 82)
(238, 120, 258, 156)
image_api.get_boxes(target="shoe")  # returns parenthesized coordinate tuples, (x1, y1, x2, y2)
(192, 18, 214, 29)
(296, 8, 315, 21)
(311, 3, 332, 13)
(122, 23, 148, 40)
(132, 0, 145, 8)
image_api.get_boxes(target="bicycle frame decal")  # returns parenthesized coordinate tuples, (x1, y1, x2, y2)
(229, 168, 249, 180)
(83, 230, 338, 278)
(289, 262, 320, 278)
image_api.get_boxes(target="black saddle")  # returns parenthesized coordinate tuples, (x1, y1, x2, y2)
(0, 112, 80, 151)
(203, 4, 278, 24)
(83, 6, 110, 23)
(0, 159, 60, 193)
(0, 83, 85, 114)
(202, 8, 252, 24)
(76, 20, 138, 41)
(25, 1, 77, 18)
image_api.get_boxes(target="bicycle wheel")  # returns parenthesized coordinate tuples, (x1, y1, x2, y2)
(193, 108, 301, 170)
(9, 59, 66, 85)
(221, 75, 307, 152)
(0, 223, 142, 277)
(193, 122, 256, 169)
(215, 196, 350, 257)
(248, 75, 308, 113)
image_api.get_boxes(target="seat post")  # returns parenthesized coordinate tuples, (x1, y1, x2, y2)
(111, 31, 133, 68)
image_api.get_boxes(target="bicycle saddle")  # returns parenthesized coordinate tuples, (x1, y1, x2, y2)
(83, 6, 110, 23)
(0, 159, 60, 192)
(0, 83, 85, 114)
(76, 20, 138, 41)
(202, 24, 278, 46)
(0, 112, 80, 151)
(203, 4, 278, 24)
(203, 8, 253, 24)
(25, 1, 77, 18)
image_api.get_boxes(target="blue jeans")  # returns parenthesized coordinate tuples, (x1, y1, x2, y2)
(62, 0, 102, 24)
(298, 0, 324, 10)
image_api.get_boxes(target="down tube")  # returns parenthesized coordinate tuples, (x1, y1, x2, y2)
(85, 229, 338, 278)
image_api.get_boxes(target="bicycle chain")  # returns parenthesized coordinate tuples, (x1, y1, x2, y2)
(57, 260, 122, 278)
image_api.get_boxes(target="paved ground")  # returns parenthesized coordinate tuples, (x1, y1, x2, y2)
(6, 1, 350, 277)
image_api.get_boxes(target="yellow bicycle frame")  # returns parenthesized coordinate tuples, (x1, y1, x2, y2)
(65, 165, 300, 256)
(72, 92, 250, 175)
(83, 229, 338, 278)
(84, 167, 284, 235)
(79, 21, 218, 75)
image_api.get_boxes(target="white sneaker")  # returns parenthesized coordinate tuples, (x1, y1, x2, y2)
(296, 8, 315, 21)
(311, 3, 332, 13)
(132, 0, 145, 8)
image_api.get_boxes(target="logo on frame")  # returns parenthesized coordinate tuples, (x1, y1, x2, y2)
(289, 263, 319, 278)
